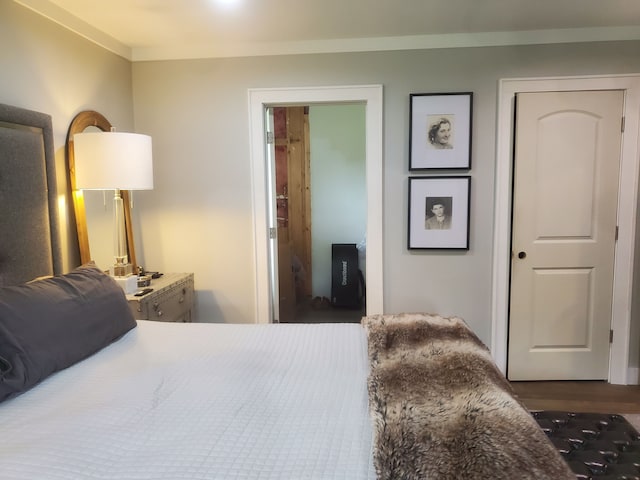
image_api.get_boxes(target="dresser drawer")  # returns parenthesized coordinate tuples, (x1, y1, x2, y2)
(128, 273, 194, 323)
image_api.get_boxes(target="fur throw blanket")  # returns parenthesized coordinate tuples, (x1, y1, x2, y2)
(363, 313, 575, 480)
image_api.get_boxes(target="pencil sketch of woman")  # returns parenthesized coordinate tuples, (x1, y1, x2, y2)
(428, 117, 453, 150)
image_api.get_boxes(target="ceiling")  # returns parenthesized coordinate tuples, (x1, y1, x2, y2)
(16, 0, 640, 61)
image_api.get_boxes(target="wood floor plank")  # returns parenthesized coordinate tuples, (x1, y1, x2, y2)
(510, 381, 640, 413)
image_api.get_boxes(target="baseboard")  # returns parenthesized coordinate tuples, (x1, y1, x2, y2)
(627, 367, 639, 385)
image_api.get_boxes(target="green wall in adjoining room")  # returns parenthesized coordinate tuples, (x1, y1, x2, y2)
(309, 104, 366, 300)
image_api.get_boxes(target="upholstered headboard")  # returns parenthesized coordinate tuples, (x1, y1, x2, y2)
(0, 103, 63, 286)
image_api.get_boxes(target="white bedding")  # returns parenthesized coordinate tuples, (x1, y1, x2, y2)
(0, 321, 376, 480)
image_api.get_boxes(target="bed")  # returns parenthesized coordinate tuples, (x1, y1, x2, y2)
(0, 103, 575, 479)
(1, 316, 375, 479)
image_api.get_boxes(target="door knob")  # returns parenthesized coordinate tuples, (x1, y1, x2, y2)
(518, 251, 527, 259)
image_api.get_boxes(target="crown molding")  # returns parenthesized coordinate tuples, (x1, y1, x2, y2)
(15, 1, 640, 62)
(132, 26, 640, 62)
(15, 0, 132, 60)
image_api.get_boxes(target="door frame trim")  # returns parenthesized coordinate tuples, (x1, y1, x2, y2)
(248, 85, 384, 324)
(492, 74, 640, 385)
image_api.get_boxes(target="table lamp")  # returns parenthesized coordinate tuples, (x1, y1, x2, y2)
(73, 131, 153, 291)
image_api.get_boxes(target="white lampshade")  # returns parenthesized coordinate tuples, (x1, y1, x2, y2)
(73, 132, 153, 190)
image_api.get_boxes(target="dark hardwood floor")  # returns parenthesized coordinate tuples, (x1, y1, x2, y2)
(510, 381, 640, 413)
(287, 297, 365, 324)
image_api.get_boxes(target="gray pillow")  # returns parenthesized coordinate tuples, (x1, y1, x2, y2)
(0, 264, 136, 402)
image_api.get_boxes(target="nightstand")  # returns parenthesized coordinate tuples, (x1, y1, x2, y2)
(127, 273, 194, 323)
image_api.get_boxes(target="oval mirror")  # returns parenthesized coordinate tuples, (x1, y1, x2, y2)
(66, 111, 138, 272)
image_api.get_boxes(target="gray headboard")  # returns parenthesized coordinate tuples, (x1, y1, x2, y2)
(0, 103, 63, 286)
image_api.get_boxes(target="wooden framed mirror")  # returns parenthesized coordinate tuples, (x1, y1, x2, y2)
(66, 111, 137, 272)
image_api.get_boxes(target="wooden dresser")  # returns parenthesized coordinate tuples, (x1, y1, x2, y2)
(126, 273, 194, 323)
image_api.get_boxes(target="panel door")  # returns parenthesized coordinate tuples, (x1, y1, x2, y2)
(508, 90, 624, 380)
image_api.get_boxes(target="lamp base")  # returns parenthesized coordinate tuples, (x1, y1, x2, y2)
(112, 262, 134, 277)
(112, 274, 138, 295)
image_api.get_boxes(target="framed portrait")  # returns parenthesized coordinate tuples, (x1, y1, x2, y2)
(408, 176, 470, 250)
(409, 92, 473, 171)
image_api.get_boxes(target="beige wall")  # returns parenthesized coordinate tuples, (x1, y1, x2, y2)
(0, 2, 134, 272)
(132, 42, 640, 349)
(2, 2, 639, 372)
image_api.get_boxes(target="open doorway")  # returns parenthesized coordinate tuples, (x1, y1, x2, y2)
(248, 85, 384, 325)
(273, 105, 366, 323)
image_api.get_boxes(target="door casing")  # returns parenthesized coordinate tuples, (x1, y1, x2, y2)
(249, 85, 384, 324)
(493, 74, 640, 385)
(508, 90, 623, 380)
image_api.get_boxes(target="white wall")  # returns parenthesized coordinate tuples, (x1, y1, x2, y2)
(309, 104, 366, 299)
(131, 42, 640, 355)
(0, 2, 134, 272)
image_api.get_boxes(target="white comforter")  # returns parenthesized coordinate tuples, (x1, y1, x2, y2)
(0, 321, 376, 480)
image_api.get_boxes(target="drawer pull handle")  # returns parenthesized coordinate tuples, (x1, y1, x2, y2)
(179, 296, 184, 303)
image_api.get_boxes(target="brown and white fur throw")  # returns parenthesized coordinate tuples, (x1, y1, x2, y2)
(363, 313, 575, 480)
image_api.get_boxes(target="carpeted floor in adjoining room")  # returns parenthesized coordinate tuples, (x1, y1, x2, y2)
(290, 296, 365, 323)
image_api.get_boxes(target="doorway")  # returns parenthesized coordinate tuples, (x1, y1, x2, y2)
(492, 75, 640, 385)
(273, 105, 367, 323)
(248, 85, 384, 325)
(272, 106, 311, 323)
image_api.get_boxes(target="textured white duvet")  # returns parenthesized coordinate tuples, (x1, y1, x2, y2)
(0, 321, 376, 480)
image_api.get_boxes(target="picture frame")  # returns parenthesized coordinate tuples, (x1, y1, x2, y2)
(409, 92, 473, 171)
(408, 176, 470, 250)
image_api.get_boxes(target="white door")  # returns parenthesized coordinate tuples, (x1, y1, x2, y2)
(264, 107, 281, 322)
(508, 90, 624, 381)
